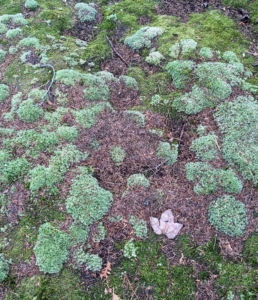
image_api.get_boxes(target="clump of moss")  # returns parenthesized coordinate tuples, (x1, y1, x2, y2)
(156, 141, 178, 165)
(110, 146, 126, 166)
(24, 0, 38, 10)
(56, 126, 78, 142)
(123, 239, 138, 258)
(16, 99, 44, 123)
(73, 247, 102, 271)
(55, 69, 82, 86)
(185, 162, 242, 195)
(129, 216, 148, 238)
(0, 13, 27, 26)
(34, 223, 69, 274)
(145, 50, 164, 66)
(199, 47, 213, 59)
(92, 222, 106, 243)
(119, 75, 138, 89)
(69, 222, 89, 247)
(214, 96, 258, 185)
(127, 174, 150, 188)
(0, 84, 9, 102)
(18, 37, 41, 50)
(83, 74, 110, 101)
(72, 102, 113, 128)
(124, 26, 163, 51)
(190, 132, 219, 161)
(0, 49, 7, 64)
(74, 3, 97, 22)
(0, 254, 9, 282)
(66, 167, 113, 226)
(243, 233, 258, 267)
(166, 60, 194, 89)
(6, 27, 23, 39)
(208, 195, 247, 237)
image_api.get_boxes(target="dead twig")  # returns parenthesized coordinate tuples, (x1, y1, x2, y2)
(38, 63, 56, 106)
(106, 36, 129, 67)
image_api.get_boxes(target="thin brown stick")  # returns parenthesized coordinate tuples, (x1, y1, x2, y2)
(106, 36, 129, 67)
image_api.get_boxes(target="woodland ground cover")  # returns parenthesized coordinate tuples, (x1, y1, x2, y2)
(0, 0, 258, 299)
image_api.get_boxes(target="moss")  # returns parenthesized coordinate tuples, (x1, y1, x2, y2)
(243, 233, 258, 267)
(25, 0, 39, 10)
(5, 269, 87, 300)
(110, 146, 126, 166)
(0, 254, 9, 282)
(75, 3, 97, 22)
(166, 60, 194, 89)
(0, 49, 7, 64)
(129, 216, 148, 238)
(123, 110, 145, 127)
(127, 173, 150, 188)
(16, 99, 44, 122)
(209, 195, 247, 237)
(156, 141, 178, 165)
(0, 84, 10, 102)
(66, 167, 113, 226)
(5, 28, 23, 39)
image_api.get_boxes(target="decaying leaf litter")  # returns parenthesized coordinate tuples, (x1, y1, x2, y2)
(0, 0, 258, 298)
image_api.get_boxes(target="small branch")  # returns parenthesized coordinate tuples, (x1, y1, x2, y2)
(38, 63, 56, 106)
(106, 36, 129, 67)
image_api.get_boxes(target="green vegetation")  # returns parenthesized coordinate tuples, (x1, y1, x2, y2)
(127, 173, 150, 188)
(66, 167, 113, 226)
(110, 146, 126, 166)
(129, 216, 148, 238)
(123, 110, 145, 127)
(16, 99, 44, 122)
(0, 254, 9, 282)
(145, 50, 164, 66)
(243, 233, 258, 267)
(56, 126, 78, 142)
(166, 60, 194, 89)
(185, 162, 242, 195)
(124, 26, 163, 51)
(69, 222, 89, 248)
(208, 195, 247, 237)
(0, 49, 7, 63)
(190, 132, 219, 161)
(6, 28, 23, 39)
(0, 84, 10, 102)
(156, 141, 178, 165)
(74, 3, 97, 22)
(73, 248, 102, 271)
(24, 0, 39, 10)
(92, 222, 106, 243)
(34, 223, 70, 274)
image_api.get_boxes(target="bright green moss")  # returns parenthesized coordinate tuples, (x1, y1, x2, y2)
(145, 50, 164, 66)
(214, 96, 258, 184)
(16, 99, 44, 122)
(208, 195, 247, 237)
(0, 84, 10, 102)
(73, 102, 113, 128)
(127, 173, 150, 188)
(34, 223, 69, 274)
(66, 167, 113, 226)
(56, 126, 78, 142)
(190, 132, 219, 161)
(156, 141, 178, 165)
(24, 0, 39, 10)
(110, 146, 126, 165)
(69, 222, 89, 247)
(0, 49, 7, 64)
(44, 107, 69, 126)
(75, 3, 97, 22)
(55, 69, 82, 86)
(2, 157, 31, 184)
(73, 248, 102, 271)
(129, 216, 148, 238)
(185, 162, 242, 195)
(166, 60, 194, 89)
(124, 26, 163, 51)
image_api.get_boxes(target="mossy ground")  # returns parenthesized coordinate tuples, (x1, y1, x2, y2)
(1, 0, 258, 298)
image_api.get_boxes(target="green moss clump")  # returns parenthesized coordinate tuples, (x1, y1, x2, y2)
(208, 195, 247, 237)
(6, 27, 23, 39)
(214, 96, 258, 185)
(2, 157, 31, 185)
(74, 3, 97, 22)
(129, 216, 148, 238)
(92, 222, 106, 243)
(185, 162, 242, 195)
(0, 254, 9, 282)
(124, 26, 163, 51)
(66, 167, 113, 226)
(55, 69, 82, 86)
(0, 13, 27, 26)
(24, 0, 38, 10)
(73, 248, 102, 271)
(73, 102, 113, 128)
(5, 269, 87, 300)
(110, 146, 126, 166)
(190, 132, 219, 161)
(119, 75, 138, 89)
(127, 174, 150, 188)
(145, 50, 164, 66)
(199, 47, 213, 59)
(0, 84, 10, 102)
(56, 126, 78, 142)
(18, 37, 41, 50)
(0, 49, 7, 63)
(166, 60, 194, 89)
(69, 222, 89, 247)
(16, 99, 44, 122)
(243, 233, 258, 267)
(34, 223, 69, 274)
(156, 141, 178, 165)
(83, 74, 110, 101)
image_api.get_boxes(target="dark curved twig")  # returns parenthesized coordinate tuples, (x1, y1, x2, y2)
(106, 36, 129, 67)
(38, 63, 56, 106)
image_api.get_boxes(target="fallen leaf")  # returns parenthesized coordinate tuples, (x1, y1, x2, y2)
(112, 288, 121, 300)
(150, 209, 183, 239)
(100, 262, 112, 279)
